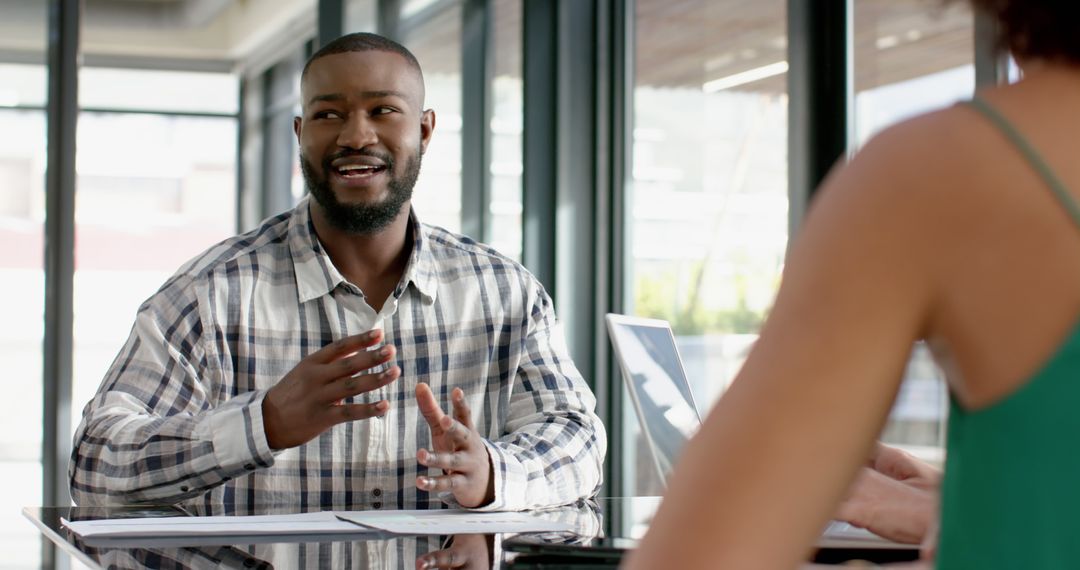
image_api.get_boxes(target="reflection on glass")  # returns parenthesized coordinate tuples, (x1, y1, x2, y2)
(400, 4, 463, 233)
(854, 0, 973, 459)
(72, 106, 238, 435)
(35, 499, 604, 570)
(626, 0, 788, 496)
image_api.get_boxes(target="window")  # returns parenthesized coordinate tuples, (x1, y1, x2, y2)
(625, 0, 788, 495)
(400, 2, 464, 233)
(854, 0, 974, 460)
(0, 63, 46, 570)
(70, 70, 239, 441)
(489, 0, 523, 260)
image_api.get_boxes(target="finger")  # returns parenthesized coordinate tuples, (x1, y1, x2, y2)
(316, 343, 396, 386)
(450, 388, 473, 429)
(439, 415, 471, 447)
(416, 548, 464, 570)
(416, 383, 447, 432)
(324, 365, 401, 402)
(332, 400, 390, 424)
(417, 448, 465, 471)
(416, 472, 469, 494)
(312, 330, 383, 364)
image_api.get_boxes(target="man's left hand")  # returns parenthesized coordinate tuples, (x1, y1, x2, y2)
(415, 383, 495, 508)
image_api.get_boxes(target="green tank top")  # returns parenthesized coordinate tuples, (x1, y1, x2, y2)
(937, 97, 1080, 568)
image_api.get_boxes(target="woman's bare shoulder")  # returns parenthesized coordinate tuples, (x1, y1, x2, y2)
(854, 104, 992, 178)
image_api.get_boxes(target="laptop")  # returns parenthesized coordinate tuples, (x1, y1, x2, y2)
(605, 314, 703, 486)
(601, 314, 907, 545)
(506, 315, 916, 564)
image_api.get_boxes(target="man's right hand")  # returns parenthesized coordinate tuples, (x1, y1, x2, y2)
(262, 329, 400, 449)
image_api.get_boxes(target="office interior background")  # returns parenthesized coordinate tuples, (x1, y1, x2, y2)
(0, 0, 1009, 567)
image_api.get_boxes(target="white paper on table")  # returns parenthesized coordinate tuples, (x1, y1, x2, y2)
(335, 510, 574, 535)
(63, 511, 370, 538)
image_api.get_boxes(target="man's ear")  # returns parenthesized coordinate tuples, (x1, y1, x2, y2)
(419, 109, 436, 155)
(293, 116, 302, 140)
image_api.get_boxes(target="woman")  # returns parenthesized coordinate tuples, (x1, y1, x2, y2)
(626, 1, 1080, 567)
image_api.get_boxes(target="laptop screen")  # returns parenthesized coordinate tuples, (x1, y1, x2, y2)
(606, 315, 703, 482)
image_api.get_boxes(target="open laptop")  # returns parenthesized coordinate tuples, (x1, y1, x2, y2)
(506, 315, 916, 564)
(605, 314, 703, 485)
(602, 314, 904, 546)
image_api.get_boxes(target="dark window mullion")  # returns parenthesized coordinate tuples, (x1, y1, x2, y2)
(461, 0, 492, 242)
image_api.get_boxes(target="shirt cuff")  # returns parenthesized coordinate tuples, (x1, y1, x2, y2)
(206, 389, 277, 476)
(468, 439, 524, 512)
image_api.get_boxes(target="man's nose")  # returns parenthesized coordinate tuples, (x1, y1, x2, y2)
(336, 114, 377, 149)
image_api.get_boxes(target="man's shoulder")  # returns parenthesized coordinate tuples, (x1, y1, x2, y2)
(420, 223, 532, 278)
(165, 210, 295, 287)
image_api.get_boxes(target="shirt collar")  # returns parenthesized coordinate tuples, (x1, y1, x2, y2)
(289, 196, 438, 305)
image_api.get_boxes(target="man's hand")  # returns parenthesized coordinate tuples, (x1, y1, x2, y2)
(415, 383, 495, 508)
(262, 330, 400, 449)
(835, 443, 942, 544)
(415, 534, 494, 570)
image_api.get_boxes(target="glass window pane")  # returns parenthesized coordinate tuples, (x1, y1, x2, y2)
(855, 0, 974, 146)
(490, 0, 522, 260)
(400, 3, 463, 233)
(0, 105, 45, 570)
(0, 5, 46, 566)
(0, 64, 47, 107)
(854, 0, 974, 460)
(627, 0, 788, 496)
(71, 109, 238, 439)
(80, 68, 238, 114)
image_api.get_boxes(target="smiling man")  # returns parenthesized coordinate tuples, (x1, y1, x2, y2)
(69, 33, 606, 512)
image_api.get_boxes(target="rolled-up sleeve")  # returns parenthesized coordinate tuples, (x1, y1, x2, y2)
(476, 285, 607, 511)
(69, 278, 276, 506)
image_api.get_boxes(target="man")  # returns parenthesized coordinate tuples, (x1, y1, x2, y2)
(69, 33, 606, 512)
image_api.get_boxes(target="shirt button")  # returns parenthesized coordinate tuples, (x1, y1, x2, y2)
(180, 486, 189, 492)
(372, 488, 382, 497)
(372, 502, 382, 510)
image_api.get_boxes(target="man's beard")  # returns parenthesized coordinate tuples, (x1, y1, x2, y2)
(302, 148, 421, 235)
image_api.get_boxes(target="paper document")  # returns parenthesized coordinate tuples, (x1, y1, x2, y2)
(336, 510, 574, 535)
(63, 509, 573, 540)
(63, 511, 365, 539)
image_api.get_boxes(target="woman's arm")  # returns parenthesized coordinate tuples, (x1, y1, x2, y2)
(625, 116, 948, 569)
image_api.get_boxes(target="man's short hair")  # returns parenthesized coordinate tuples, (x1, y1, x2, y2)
(301, 32, 424, 80)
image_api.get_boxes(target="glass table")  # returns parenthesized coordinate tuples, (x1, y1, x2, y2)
(25, 497, 661, 569)
(26, 496, 919, 568)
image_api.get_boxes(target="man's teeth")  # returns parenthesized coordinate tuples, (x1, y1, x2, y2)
(339, 165, 380, 173)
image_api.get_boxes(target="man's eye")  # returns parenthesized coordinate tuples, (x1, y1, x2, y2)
(314, 110, 341, 119)
(372, 106, 396, 116)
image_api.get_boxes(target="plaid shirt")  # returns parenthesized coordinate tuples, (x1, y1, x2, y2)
(69, 197, 606, 512)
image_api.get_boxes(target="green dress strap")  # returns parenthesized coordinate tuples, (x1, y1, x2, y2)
(965, 96, 1080, 230)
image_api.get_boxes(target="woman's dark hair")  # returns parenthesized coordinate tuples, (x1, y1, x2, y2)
(968, 0, 1080, 63)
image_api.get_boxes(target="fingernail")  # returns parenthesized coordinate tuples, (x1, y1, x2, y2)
(376, 400, 388, 410)
(380, 345, 393, 357)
